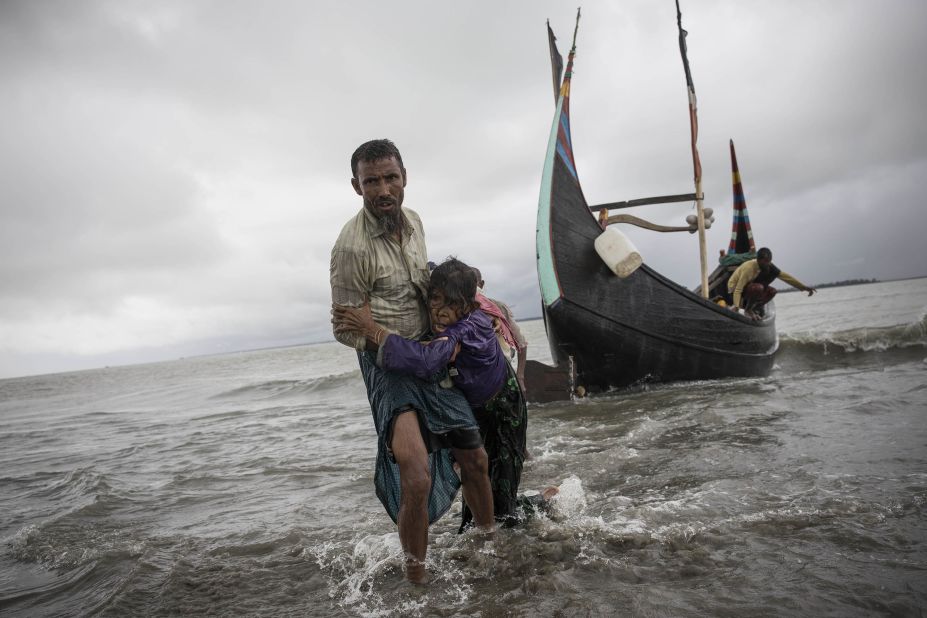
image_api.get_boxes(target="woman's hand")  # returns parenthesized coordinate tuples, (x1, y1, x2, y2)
(332, 302, 377, 338)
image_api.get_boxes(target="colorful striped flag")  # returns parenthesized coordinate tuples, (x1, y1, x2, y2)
(728, 139, 756, 255)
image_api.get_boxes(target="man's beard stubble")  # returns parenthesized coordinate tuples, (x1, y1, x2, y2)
(379, 207, 406, 236)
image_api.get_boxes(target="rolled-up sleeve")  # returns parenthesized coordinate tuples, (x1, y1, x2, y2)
(330, 245, 370, 350)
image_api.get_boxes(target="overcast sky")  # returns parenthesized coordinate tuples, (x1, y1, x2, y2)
(1, 0, 925, 379)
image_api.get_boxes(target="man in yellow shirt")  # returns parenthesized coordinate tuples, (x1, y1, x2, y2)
(727, 247, 816, 318)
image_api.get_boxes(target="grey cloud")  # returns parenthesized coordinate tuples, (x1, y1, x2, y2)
(1, 0, 925, 378)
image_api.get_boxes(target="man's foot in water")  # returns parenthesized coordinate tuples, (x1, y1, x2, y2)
(405, 557, 429, 585)
(542, 486, 560, 501)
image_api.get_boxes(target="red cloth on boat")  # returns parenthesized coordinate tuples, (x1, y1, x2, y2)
(476, 293, 518, 352)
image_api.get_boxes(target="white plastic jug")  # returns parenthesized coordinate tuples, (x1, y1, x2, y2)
(594, 227, 643, 278)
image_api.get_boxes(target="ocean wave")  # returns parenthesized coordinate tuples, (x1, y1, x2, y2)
(7, 520, 144, 572)
(6, 477, 143, 573)
(211, 370, 360, 400)
(28, 468, 114, 503)
(4, 469, 145, 570)
(780, 314, 927, 354)
(0, 560, 97, 608)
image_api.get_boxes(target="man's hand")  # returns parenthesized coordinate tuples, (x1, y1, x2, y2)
(806, 288, 816, 297)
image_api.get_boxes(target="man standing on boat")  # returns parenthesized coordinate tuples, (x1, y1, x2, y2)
(329, 139, 494, 584)
(727, 247, 816, 318)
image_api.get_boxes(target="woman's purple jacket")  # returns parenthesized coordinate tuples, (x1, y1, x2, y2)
(379, 309, 508, 407)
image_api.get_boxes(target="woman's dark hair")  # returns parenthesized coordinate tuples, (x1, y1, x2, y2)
(428, 257, 478, 312)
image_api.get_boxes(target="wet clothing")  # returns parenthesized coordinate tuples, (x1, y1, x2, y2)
(376, 308, 529, 529)
(459, 365, 529, 530)
(477, 293, 528, 365)
(380, 310, 509, 408)
(358, 351, 479, 525)
(330, 207, 430, 350)
(476, 293, 518, 353)
(514, 492, 553, 519)
(488, 298, 528, 353)
(332, 206, 480, 525)
(728, 258, 810, 308)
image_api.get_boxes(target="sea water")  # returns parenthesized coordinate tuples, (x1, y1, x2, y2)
(1, 279, 925, 616)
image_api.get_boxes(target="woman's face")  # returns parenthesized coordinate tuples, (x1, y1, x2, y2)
(428, 289, 465, 333)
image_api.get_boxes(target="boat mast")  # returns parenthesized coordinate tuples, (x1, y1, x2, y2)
(564, 8, 581, 99)
(675, 0, 709, 298)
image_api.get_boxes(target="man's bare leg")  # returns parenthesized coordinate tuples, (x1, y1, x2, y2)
(390, 411, 431, 583)
(452, 446, 494, 530)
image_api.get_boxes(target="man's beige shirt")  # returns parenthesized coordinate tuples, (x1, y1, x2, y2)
(727, 259, 808, 307)
(330, 207, 430, 350)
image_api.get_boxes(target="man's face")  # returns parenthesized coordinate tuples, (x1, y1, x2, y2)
(757, 256, 772, 272)
(352, 157, 406, 220)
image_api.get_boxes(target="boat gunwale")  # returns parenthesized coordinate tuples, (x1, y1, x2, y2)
(548, 295, 779, 360)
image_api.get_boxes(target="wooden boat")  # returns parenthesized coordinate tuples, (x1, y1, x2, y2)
(525, 7, 777, 402)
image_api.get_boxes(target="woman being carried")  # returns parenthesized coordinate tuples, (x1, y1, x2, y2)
(335, 257, 529, 529)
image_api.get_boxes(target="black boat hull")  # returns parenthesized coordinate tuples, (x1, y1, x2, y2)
(535, 25, 777, 397)
(539, 155, 777, 394)
(544, 287, 777, 393)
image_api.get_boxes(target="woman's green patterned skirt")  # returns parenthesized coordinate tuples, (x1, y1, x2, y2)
(459, 364, 529, 531)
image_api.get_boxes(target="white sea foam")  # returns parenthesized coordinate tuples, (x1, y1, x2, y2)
(549, 475, 588, 519)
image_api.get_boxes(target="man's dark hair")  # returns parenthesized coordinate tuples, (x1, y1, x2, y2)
(757, 247, 773, 261)
(350, 139, 405, 178)
(429, 257, 477, 312)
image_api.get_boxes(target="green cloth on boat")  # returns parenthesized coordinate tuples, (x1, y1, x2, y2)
(719, 251, 756, 267)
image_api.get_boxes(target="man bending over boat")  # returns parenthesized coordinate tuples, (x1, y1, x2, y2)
(330, 139, 494, 584)
(727, 247, 816, 319)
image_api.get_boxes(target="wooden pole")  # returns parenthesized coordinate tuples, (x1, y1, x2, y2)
(676, 0, 709, 298)
(588, 192, 698, 212)
(606, 213, 697, 233)
(695, 178, 709, 297)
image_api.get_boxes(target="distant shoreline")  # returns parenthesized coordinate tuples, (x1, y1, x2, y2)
(779, 274, 925, 293)
(316, 275, 927, 329)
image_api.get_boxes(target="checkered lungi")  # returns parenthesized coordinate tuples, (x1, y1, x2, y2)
(357, 351, 480, 524)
